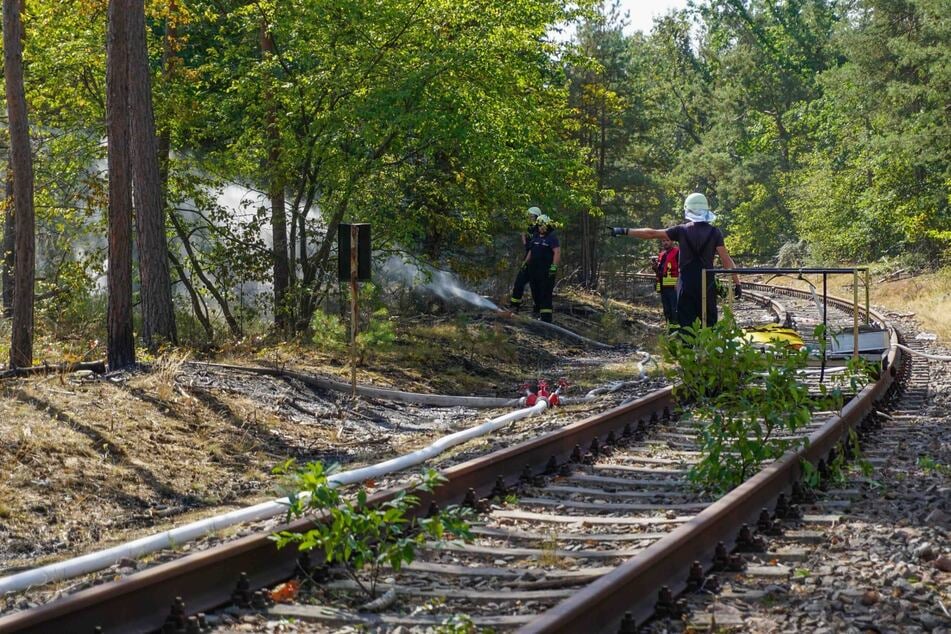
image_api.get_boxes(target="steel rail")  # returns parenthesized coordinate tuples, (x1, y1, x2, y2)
(520, 283, 904, 634)
(0, 388, 674, 633)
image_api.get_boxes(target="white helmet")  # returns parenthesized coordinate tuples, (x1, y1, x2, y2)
(527, 206, 542, 217)
(536, 214, 552, 226)
(683, 192, 716, 223)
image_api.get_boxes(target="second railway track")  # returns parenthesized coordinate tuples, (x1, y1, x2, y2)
(0, 282, 909, 633)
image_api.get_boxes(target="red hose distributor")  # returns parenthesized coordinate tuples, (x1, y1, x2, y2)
(518, 379, 567, 408)
(519, 381, 538, 406)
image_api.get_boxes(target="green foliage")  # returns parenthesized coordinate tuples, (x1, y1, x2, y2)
(272, 462, 472, 599)
(436, 614, 482, 634)
(667, 312, 875, 492)
(665, 312, 853, 492)
(801, 428, 873, 493)
(786, 0, 951, 262)
(310, 305, 396, 360)
(800, 459, 821, 490)
(310, 310, 347, 351)
(356, 308, 397, 361)
(917, 455, 951, 476)
(665, 311, 816, 491)
(578, 0, 948, 263)
(10, 0, 950, 351)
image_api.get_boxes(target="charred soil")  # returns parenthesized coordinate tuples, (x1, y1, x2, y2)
(0, 293, 661, 576)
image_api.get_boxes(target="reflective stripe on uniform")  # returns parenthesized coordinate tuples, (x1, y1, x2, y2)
(510, 297, 522, 304)
(540, 308, 553, 314)
(662, 275, 677, 287)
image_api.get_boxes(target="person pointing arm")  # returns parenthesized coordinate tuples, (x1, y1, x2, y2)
(610, 193, 741, 328)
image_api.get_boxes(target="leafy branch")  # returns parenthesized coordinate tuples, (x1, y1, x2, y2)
(272, 461, 472, 599)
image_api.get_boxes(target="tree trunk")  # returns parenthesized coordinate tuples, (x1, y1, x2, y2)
(168, 249, 213, 341)
(4, 0, 35, 368)
(169, 209, 242, 337)
(128, 0, 177, 348)
(270, 184, 289, 329)
(106, 0, 136, 369)
(2, 165, 13, 318)
(260, 20, 290, 333)
(157, 2, 174, 220)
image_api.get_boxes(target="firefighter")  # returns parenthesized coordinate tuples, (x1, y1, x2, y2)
(522, 214, 560, 322)
(654, 237, 679, 323)
(510, 206, 541, 313)
(610, 193, 740, 329)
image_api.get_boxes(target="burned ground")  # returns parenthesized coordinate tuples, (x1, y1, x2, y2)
(0, 294, 660, 573)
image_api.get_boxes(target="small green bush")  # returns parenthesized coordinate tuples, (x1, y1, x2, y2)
(311, 306, 395, 361)
(356, 308, 397, 360)
(665, 311, 851, 492)
(272, 462, 472, 599)
(310, 310, 347, 350)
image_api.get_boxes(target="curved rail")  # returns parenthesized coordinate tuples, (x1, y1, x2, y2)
(0, 283, 906, 633)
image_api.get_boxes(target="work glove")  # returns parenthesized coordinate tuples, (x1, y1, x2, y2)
(734, 284, 742, 299)
(549, 264, 557, 279)
(609, 227, 628, 237)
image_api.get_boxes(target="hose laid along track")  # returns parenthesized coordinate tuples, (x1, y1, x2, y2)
(0, 283, 907, 633)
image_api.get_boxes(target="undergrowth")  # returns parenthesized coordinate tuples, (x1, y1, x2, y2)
(664, 310, 873, 492)
(272, 462, 472, 599)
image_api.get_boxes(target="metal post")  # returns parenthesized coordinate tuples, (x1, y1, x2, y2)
(853, 269, 859, 360)
(821, 273, 827, 383)
(701, 269, 707, 327)
(350, 224, 359, 397)
(864, 268, 870, 325)
(727, 274, 734, 313)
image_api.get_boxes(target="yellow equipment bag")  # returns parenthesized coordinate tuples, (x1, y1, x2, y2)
(742, 324, 805, 350)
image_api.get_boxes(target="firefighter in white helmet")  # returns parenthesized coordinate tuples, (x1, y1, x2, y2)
(521, 214, 560, 322)
(510, 206, 542, 313)
(611, 193, 741, 329)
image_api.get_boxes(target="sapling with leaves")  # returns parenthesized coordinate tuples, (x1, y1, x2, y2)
(664, 312, 872, 492)
(272, 461, 472, 599)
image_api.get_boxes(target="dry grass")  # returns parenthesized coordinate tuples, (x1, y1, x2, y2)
(867, 268, 951, 341)
(537, 529, 562, 567)
(0, 363, 334, 569)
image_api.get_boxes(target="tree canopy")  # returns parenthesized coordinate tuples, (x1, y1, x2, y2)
(1, 0, 948, 348)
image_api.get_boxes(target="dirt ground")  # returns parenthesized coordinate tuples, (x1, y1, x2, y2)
(0, 292, 662, 574)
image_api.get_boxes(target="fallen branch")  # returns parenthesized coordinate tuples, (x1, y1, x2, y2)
(0, 360, 106, 380)
(876, 268, 907, 283)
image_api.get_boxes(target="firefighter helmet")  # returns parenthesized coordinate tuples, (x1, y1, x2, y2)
(683, 193, 716, 223)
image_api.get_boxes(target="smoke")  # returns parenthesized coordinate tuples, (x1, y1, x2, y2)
(382, 255, 500, 312)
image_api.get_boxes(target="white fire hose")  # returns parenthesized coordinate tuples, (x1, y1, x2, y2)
(0, 396, 562, 595)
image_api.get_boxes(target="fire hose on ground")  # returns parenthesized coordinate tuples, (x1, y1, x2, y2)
(0, 370, 651, 595)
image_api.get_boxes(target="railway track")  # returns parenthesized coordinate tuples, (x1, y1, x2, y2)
(0, 282, 907, 633)
(652, 337, 945, 632)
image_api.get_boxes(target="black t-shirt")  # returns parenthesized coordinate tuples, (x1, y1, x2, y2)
(665, 222, 724, 271)
(523, 225, 539, 251)
(528, 231, 559, 268)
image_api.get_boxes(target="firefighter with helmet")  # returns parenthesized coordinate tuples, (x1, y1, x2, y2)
(521, 214, 560, 322)
(611, 193, 740, 329)
(654, 237, 679, 324)
(510, 206, 542, 313)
